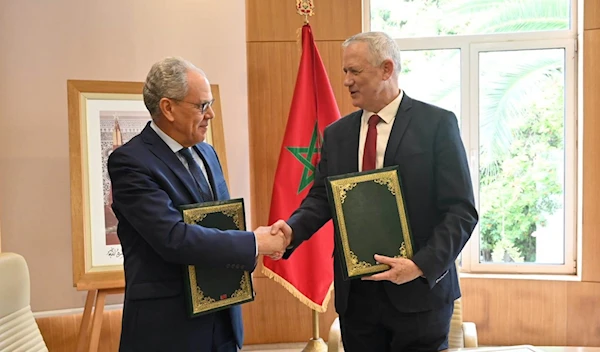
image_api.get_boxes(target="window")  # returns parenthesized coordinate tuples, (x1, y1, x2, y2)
(366, 0, 578, 274)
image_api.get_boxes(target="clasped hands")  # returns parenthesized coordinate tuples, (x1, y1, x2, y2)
(253, 220, 292, 260)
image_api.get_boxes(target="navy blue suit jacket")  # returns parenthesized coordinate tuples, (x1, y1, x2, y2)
(108, 122, 255, 351)
(285, 94, 478, 315)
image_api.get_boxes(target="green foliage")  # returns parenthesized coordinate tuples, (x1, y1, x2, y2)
(375, 9, 406, 31)
(371, 0, 569, 263)
(479, 81, 564, 261)
(491, 238, 525, 263)
(479, 53, 563, 169)
(371, 0, 569, 36)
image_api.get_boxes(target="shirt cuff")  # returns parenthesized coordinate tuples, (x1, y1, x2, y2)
(254, 233, 258, 257)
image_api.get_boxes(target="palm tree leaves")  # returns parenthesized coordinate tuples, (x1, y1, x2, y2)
(479, 49, 564, 172)
(474, 0, 569, 34)
(444, 0, 569, 34)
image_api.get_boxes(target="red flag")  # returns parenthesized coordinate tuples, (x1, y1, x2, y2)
(261, 24, 340, 312)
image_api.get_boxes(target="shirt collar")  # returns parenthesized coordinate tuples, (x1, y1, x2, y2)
(362, 90, 404, 125)
(150, 120, 186, 153)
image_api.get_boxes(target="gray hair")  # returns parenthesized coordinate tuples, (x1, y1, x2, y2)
(342, 31, 402, 75)
(143, 57, 205, 117)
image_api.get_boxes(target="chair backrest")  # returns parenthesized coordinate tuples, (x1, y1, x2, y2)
(447, 261, 464, 349)
(448, 296, 465, 348)
(0, 252, 48, 351)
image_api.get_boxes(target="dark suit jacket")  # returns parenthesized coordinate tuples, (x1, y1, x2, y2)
(285, 94, 478, 315)
(108, 122, 255, 351)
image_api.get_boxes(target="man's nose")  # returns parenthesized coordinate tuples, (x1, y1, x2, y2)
(204, 106, 215, 119)
(343, 75, 353, 87)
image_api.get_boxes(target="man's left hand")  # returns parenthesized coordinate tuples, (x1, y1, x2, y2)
(361, 254, 424, 285)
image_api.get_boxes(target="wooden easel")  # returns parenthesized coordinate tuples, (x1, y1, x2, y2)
(75, 287, 124, 352)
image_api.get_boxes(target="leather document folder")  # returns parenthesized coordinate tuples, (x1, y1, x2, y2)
(325, 166, 414, 280)
(179, 198, 255, 317)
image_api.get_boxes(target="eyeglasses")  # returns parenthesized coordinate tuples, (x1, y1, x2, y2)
(169, 98, 215, 114)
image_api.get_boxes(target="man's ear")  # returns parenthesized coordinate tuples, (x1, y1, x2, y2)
(381, 59, 394, 81)
(159, 98, 176, 122)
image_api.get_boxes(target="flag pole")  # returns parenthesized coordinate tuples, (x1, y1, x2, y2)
(301, 310, 327, 352)
(295, 1, 327, 351)
(288, 1, 330, 350)
(312, 309, 319, 339)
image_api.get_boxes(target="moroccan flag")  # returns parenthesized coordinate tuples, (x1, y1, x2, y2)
(261, 23, 340, 312)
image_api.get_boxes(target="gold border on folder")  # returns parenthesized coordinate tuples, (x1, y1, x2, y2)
(329, 170, 414, 278)
(182, 202, 254, 314)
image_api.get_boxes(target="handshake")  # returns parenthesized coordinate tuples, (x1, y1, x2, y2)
(254, 220, 292, 261)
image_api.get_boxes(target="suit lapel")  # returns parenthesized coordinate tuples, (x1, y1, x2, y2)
(340, 111, 362, 173)
(140, 123, 202, 202)
(384, 93, 413, 166)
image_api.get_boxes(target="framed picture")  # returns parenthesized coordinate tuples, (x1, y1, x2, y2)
(67, 80, 229, 291)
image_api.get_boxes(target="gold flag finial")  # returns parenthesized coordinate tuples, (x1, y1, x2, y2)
(296, 0, 314, 24)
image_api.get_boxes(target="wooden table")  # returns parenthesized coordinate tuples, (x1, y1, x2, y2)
(450, 346, 600, 352)
(541, 348, 600, 352)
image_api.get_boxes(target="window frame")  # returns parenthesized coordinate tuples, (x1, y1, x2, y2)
(363, 0, 580, 275)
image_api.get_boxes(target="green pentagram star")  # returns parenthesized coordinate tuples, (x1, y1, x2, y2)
(286, 123, 322, 194)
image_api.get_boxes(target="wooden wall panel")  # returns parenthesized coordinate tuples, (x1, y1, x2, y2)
(0, 200, 3, 252)
(34, 282, 338, 349)
(247, 41, 299, 232)
(460, 279, 568, 346)
(242, 277, 337, 344)
(315, 41, 357, 116)
(460, 279, 600, 346)
(584, 0, 600, 30)
(581, 29, 600, 282)
(36, 281, 600, 348)
(246, 0, 362, 42)
(36, 309, 122, 352)
(566, 281, 600, 345)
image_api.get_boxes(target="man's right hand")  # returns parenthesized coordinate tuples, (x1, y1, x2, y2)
(267, 220, 293, 260)
(254, 226, 287, 256)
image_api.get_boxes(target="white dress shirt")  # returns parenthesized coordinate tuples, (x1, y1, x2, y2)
(358, 90, 404, 171)
(150, 121, 213, 197)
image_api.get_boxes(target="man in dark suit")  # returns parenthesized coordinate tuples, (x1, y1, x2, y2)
(108, 57, 288, 352)
(270, 32, 478, 351)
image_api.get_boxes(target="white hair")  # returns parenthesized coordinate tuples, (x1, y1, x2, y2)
(342, 31, 402, 75)
(142, 57, 206, 117)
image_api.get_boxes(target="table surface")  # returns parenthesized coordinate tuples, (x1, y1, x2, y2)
(540, 348, 600, 352)
(450, 346, 600, 352)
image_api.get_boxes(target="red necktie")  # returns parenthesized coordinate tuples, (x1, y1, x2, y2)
(362, 114, 381, 171)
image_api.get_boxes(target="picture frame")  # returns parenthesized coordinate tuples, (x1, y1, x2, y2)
(67, 79, 229, 291)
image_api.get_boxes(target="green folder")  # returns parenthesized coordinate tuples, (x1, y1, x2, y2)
(179, 198, 255, 318)
(325, 166, 414, 280)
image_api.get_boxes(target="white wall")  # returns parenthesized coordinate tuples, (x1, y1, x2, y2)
(0, 0, 250, 311)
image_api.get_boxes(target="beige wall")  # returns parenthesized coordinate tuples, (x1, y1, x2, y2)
(0, 0, 250, 311)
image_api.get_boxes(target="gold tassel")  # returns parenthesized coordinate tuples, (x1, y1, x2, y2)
(296, 26, 303, 55)
(261, 265, 334, 313)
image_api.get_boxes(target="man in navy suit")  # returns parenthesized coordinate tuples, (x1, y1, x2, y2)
(270, 32, 478, 351)
(108, 57, 289, 352)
